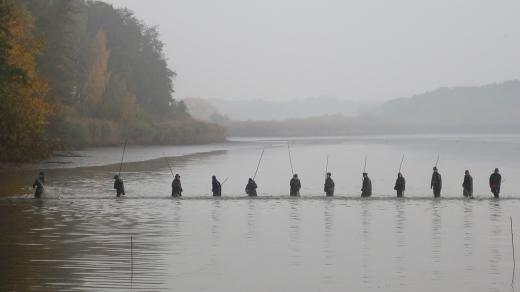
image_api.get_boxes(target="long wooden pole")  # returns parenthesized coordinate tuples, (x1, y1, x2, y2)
(398, 154, 405, 173)
(253, 149, 265, 180)
(435, 154, 440, 167)
(363, 155, 367, 173)
(164, 156, 174, 177)
(288, 143, 294, 175)
(511, 216, 516, 288)
(325, 155, 329, 178)
(118, 140, 127, 176)
(221, 177, 229, 186)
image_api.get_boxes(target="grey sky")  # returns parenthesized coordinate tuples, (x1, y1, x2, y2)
(104, 0, 520, 101)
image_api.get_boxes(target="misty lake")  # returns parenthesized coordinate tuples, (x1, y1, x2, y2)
(2, 134, 520, 291)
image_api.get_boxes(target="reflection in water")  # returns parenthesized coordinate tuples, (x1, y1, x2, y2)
(463, 200, 474, 276)
(394, 201, 406, 286)
(431, 200, 442, 287)
(361, 200, 372, 287)
(323, 199, 334, 267)
(289, 199, 301, 266)
(488, 200, 504, 291)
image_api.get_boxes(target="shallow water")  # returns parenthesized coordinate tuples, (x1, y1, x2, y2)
(1, 135, 520, 291)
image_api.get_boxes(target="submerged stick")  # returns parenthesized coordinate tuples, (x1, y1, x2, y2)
(512, 216, 516, 288)
(398, 154, 405, 173)
(288, 143, 294, 175)
(118, 140, 128, 176)
(130, 234, 133, 289)
(253, 149, 265, 180)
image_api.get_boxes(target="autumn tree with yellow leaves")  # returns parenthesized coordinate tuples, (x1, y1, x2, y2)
(0, 1, 52, 161)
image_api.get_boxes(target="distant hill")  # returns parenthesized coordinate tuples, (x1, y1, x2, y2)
(205, 96, 367, 121)
(375, 80, 520, 130)
(186, 81, 520, 137)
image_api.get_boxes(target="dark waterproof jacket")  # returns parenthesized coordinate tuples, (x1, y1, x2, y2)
(114, 178, 125, 196)
(463, 174, 473, 193)
(290, 178, 301, 196)
(172, 178, 183, 197)
(245, 180, 257, 196)
(489, 173, 501, 190)
(431, 172, 442, 190)
(212, 179, 222, 196)
(324, 177, 335, 195)
(361, 177, 372, 197)
(33, 178, 44, 198)
(394, 176, 405, 192)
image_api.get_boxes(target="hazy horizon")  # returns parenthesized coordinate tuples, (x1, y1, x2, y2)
(104, 0, 520, 102)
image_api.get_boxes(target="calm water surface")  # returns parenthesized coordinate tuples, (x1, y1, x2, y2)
(1, 135, 520, 291)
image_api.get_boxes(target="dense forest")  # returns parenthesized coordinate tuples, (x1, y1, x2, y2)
(0, 0, 225, 162)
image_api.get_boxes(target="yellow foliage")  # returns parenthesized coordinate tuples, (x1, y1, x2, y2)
(0, 2, 51, 161)
(82, 29, 110, 113)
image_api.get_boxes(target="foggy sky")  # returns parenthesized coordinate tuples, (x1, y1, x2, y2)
(103, 0, 520, 101)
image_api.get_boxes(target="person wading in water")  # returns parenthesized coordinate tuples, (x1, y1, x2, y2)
(394, 172, 405, 198)
(212, 176, 222, 197)
(290, 174, 301, 197)
(114, 175, 125, 197)
(245, 178, 257, 197)
(32, 172, 45, 198)
(489, 168, 501, 198)
(431, 166, 442, 198)
(172, 174, 183, 197)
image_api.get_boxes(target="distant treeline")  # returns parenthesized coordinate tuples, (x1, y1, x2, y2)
(0, 0, 225, 162)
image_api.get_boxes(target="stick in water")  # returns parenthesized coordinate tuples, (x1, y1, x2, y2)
(511, 216, 516, 288)
(398, 154, 405, 173)
(288, 142, 294, 175)
(118, 140, 128, 176)
(130, 234, 133, 288)
(253, 149, 265, 180)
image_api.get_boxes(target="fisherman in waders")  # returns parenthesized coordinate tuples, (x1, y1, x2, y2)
(394, 172, 405, 198)
(172, 174, 183, 197)
(212, 176, 222, 197)
(361, 172, 372, 197)
(113, 175, 125, 197)
(462, 170, 473, 198)
(431, 166, 442, 198)
(324, 172, 335, 197)
(489, 168, 502, 198)
(290, 174, 301, 197)
(245, 178, 257, 197)
(32, 172, 45, 198)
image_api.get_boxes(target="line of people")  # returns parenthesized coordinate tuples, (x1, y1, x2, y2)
(31, 167, 503, 199)
(105, 167, 503, 199)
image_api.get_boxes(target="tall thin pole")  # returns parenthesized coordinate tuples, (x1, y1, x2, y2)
(221, 177, 229, 186)
(511, 216, 516, 288)
(118, 140, 127, 176)
(288, 143, 294, 175)
(398, 154, 405, 173)
(363, 155, 367, 173)
(435, 154, 440, 168)
(164, 156, 174, 177)
(325, 155, 329, 178)
(253, 149, 265, 180)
